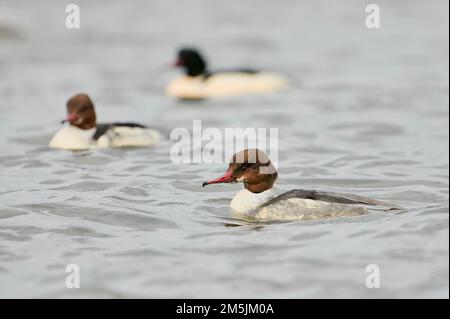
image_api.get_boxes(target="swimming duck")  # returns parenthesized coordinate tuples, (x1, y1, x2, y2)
(202, 149, 401, 221)
(166, 48, 288, 99)
(49, 93, 160, 150)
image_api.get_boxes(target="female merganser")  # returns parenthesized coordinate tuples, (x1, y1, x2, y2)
(49, 93, 160, 150)
(202, 149, 401, 221)
(166, 48, 288, 99)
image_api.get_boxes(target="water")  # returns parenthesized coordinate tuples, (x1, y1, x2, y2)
(0, 0, 448, 298)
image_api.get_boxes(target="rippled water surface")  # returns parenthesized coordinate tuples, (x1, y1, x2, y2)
(0, 0, 448, 298)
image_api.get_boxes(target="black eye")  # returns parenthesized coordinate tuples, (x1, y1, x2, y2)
(79, 106, 89, 112)
(239, 163, 251, 170)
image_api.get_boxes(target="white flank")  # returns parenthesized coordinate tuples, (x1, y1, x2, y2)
(49, 126, 160, 150)
(96, 127, 160, 148)
(255, 198, 367, 221)
(166, 72, 288, 99)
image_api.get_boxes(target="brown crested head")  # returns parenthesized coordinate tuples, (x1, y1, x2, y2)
(202, 149, 278, 193)
(62, 93, 96, 130)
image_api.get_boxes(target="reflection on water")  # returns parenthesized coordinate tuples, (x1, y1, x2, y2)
(0, 0, 448, 298)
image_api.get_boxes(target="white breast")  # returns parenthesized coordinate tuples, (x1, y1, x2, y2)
(230, 188, 276, 217)
(49, 126, 96, 150)
(166, 72, 288, 99)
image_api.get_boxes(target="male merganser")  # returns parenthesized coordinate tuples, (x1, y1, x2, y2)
(202, 149, 401, 221)
(49, 93, 160, 150)
(166, 48, 288, 99)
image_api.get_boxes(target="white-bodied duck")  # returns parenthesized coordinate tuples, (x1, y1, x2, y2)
(49, 93, 160, 150)
(166, 48, 288, 99)
(203, 149, 401, 221)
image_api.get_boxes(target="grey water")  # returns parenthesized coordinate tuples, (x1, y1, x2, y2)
(0, 0, 448, 298)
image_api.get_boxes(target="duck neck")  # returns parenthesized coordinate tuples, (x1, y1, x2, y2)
(243, 171, 278, 194)
(244, 181, 273, 194)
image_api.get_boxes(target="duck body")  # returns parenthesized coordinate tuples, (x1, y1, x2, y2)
(229, 188, 395, 221)
(166, 71, 288, 99)
(49, 123, 160, 150)
(167, 48, 288, 99)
